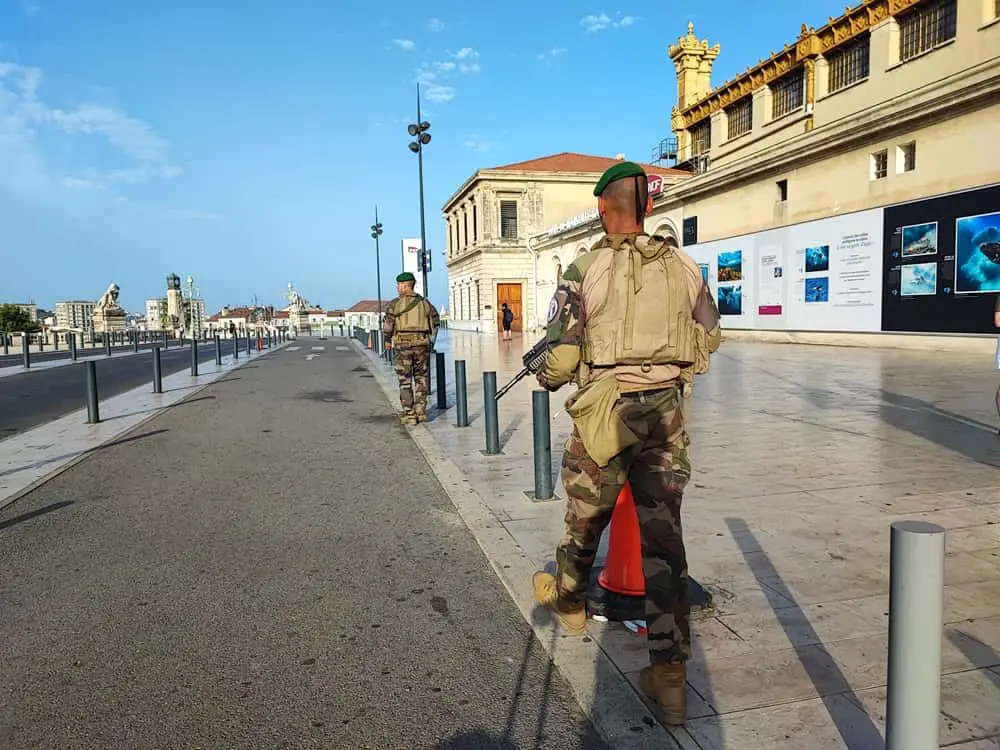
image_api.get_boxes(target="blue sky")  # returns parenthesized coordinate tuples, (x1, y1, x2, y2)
(0, 0, 837, 315)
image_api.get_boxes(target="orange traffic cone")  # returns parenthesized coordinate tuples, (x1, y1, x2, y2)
(367, 331, 372, 350)
(597, 482, 646, 597)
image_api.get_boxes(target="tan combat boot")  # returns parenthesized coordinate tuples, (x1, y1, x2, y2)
(400, 410, 418, 425)
(639, 661, 687, 726)
(532, 571, 586, 635)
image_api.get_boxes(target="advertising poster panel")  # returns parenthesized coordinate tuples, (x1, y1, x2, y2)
(882, 184, 1000, 334)
(685, 236, 757, 329)
(785, 208, 883, 332)
(401, 238, 424, 297)
(754, 226, 789, 324)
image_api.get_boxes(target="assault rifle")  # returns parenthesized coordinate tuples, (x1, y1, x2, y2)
(495, 337, 550, 401)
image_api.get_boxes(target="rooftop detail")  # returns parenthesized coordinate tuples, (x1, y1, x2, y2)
(672, 0, 923, 129)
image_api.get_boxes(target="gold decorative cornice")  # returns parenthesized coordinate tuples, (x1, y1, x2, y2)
(674, 0, 925, 129)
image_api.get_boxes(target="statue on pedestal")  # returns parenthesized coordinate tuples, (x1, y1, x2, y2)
(92, 282, 127, 334)
(286, 282, 310, 332)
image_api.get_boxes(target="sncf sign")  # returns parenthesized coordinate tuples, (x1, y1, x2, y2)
(647, 174, 663, 197)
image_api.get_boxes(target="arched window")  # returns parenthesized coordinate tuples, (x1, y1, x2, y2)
(575, 246, 587, 260)
(552, 255, 562, 283)
(652, 220, 680, 244)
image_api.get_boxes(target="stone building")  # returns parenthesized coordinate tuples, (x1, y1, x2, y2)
(442, 152, 689, 334)
(534, 0, 1000, 339)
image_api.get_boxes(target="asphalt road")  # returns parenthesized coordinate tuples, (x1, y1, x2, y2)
(0, 341, 238, 440)
(0, 340, 165, 368)
(0, 339, 608, 749)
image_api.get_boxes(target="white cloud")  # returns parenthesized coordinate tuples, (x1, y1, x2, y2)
(424, 85, 454, 103)
(0, 61, 180, 192)
(411, 47, 480, 101)
(392, 38, 416, 51)
(580, 13, 639, 32)
(462, 136, 498, 152)
(426, 18, 446, 32)
(537, 47, 568, 61)
(451, 47, 480, 74)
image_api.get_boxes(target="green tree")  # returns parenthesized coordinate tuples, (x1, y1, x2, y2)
(0, 304, 40, 333)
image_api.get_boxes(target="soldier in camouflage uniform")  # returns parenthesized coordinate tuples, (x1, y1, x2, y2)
(532, 161, 721, 726)
(383, 271, 440, 425)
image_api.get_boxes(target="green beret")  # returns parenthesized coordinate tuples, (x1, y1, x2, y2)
(396, 271, 416, 283)
(593, 161, 647, 197)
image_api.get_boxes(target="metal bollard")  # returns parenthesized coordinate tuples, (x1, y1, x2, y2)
(885, 520, 946, 750)
(69, 333, 78, 361)
(2, 333, 7, 356)
(85, 360, 100, 423)
(215, 335, 223, 365)
(455, 360, 469, 427)
(105, 336, 112, 357)
(233, 334, 239, 360)
(190, 337, 199, 376)
(53, 333, 59, 351)
(133, 331, 139, 353)
(22, 332, 30, 369)
(530, 390, 554, 500)
(482, 371, 500, 455)
(152, 346, 163, 393)
(435, 351, 446, 410)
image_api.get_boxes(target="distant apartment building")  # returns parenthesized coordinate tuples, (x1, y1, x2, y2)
(145, 298, 166, 330)
(3, 302, 39, 322)
(55, 300, 96, 332)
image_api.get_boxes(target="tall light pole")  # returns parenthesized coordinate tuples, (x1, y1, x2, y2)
(371, 206, 384, 336)
(185, 275, 200, 339)
(407, 83, 431, 300)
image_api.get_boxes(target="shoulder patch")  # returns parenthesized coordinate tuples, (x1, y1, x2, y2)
(546, 296, 559, 323)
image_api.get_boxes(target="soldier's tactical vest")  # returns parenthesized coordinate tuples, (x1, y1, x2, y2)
(394, 294, 431, 337)
(581, 234, 705, 373)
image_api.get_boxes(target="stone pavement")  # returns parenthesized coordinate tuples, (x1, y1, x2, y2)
(0, 338, 607, 749)
(355, 329, 1000, 750)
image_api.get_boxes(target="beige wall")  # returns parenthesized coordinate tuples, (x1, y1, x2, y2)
(704, 6, 1000, 169)
(445, 175, 605, 261)
(685, 99, 999, 244)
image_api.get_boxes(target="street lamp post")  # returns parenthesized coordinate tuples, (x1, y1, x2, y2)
(371, 206, 384, 350)
(186, 275, 200, 340)
(407, 83, 431, 300)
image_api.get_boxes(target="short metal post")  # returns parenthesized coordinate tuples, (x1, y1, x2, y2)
(483, 371, 500, 455)
(85, 360, 100, 423)
(215, 335, 222, 365)
(531, 390, 553, 500)
(38, 334, 44, 351)
(2, 333, 7, 355)
(69, 333, 78, 361)
(21, 332, 29, 369)
(190, 337, 199, 376)
(435, 351, 446, 410)
(105, 336, 112, 357)
(53, 333, 59, 351)
(152, 346, 163, 393)
(885, 520, 946, 750)
(233, 335, 239, 359)
(133, 331, 139, 353)
(455, 360, 469, 427)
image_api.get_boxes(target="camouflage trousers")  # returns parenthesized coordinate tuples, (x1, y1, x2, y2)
(393, 343, 430, 416)
(556, 385, 692, 663)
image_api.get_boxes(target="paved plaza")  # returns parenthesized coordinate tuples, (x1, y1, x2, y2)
(356, 329, 1000, 749)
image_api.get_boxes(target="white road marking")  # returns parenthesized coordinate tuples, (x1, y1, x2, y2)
(311, 346, 325, 351)
(304, 354, 320, 361)
(335, 346, 349, 351)
(287, 346, 301, 352)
